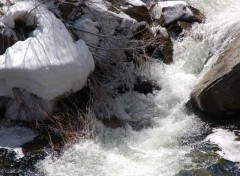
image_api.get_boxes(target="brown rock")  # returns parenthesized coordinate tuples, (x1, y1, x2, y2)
(168, 21, 192, 38)
(189, 6, 206, 23)
(122, 5, 152, 24)
(177, 21, 192, 31)
(146, 33, 173, 64)
(159, 34, 174, 64)
(102, 116, 125, 129)
(134, 76, 161, 95)
(190, 35, 240, 116)
(131, 24, 173, 64)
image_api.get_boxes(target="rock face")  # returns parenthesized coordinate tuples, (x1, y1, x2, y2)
(190, 35, 240, 116)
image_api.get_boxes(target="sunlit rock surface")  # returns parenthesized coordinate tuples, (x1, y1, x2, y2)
(191, 35, 240, 115)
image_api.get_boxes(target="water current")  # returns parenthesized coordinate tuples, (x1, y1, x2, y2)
(39, 1, 240, 175)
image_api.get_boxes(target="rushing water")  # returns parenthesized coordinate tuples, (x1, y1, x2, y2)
(39, 1, 240, 175)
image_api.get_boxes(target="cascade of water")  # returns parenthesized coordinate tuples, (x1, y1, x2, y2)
(39, 1, 240, 175)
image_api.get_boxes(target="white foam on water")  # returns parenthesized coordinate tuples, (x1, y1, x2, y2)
(206, 129, 240, 162)
(39, 22, 206, 176)
(187, 0, 240, 75)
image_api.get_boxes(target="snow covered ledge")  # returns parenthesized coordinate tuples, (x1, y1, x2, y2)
(0, 1, 95, 101)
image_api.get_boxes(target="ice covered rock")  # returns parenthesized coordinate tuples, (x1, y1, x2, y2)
(0, 1, 95, 101)
(84, 0, 139, 37)
(74, 18, 100, 51)
(79, 0, 140, 65)
(150, 1, 205, 28)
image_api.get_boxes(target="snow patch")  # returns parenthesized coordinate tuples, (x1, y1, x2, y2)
(85, 0, 139, 36)
(206, 129, 240, 162)
(151, 1, 190, 20)
(0, 1, 94, 100)
(126, 0, 146, 7)
(13, 147, 25, 159)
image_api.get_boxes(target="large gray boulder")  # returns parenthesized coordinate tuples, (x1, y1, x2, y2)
(190, 35, 240, 116)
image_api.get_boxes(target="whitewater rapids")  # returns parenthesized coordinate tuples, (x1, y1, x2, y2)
(39, 0, 240, 175)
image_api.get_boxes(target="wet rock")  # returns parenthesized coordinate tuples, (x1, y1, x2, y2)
(189, 6, 206, 24)
(128, 118, 153, 131)
(110, 76, 160, 95)
(176, 169, 212, 176)
(132, 23, 174, 64)
(206, 159, 240, 175)
(177, 21, 192, 31)
(110, 78, 129, 94)
(190, 35, 240, 116)
(55, 86, 91, 114)
(150, 1, 205, 28)
(177, 159, 240, 176)
(168, 21, 192, 38)
(101, 115, 153, 131)
(102, 116, 125, 129)
(132, 22, 150, 40)
(147, 33, 173, 64)
(0, 147, 47, 175)
(121, 1, 152, 24)
(167, 24, 183, 39)
(133, 76, 161, 95)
